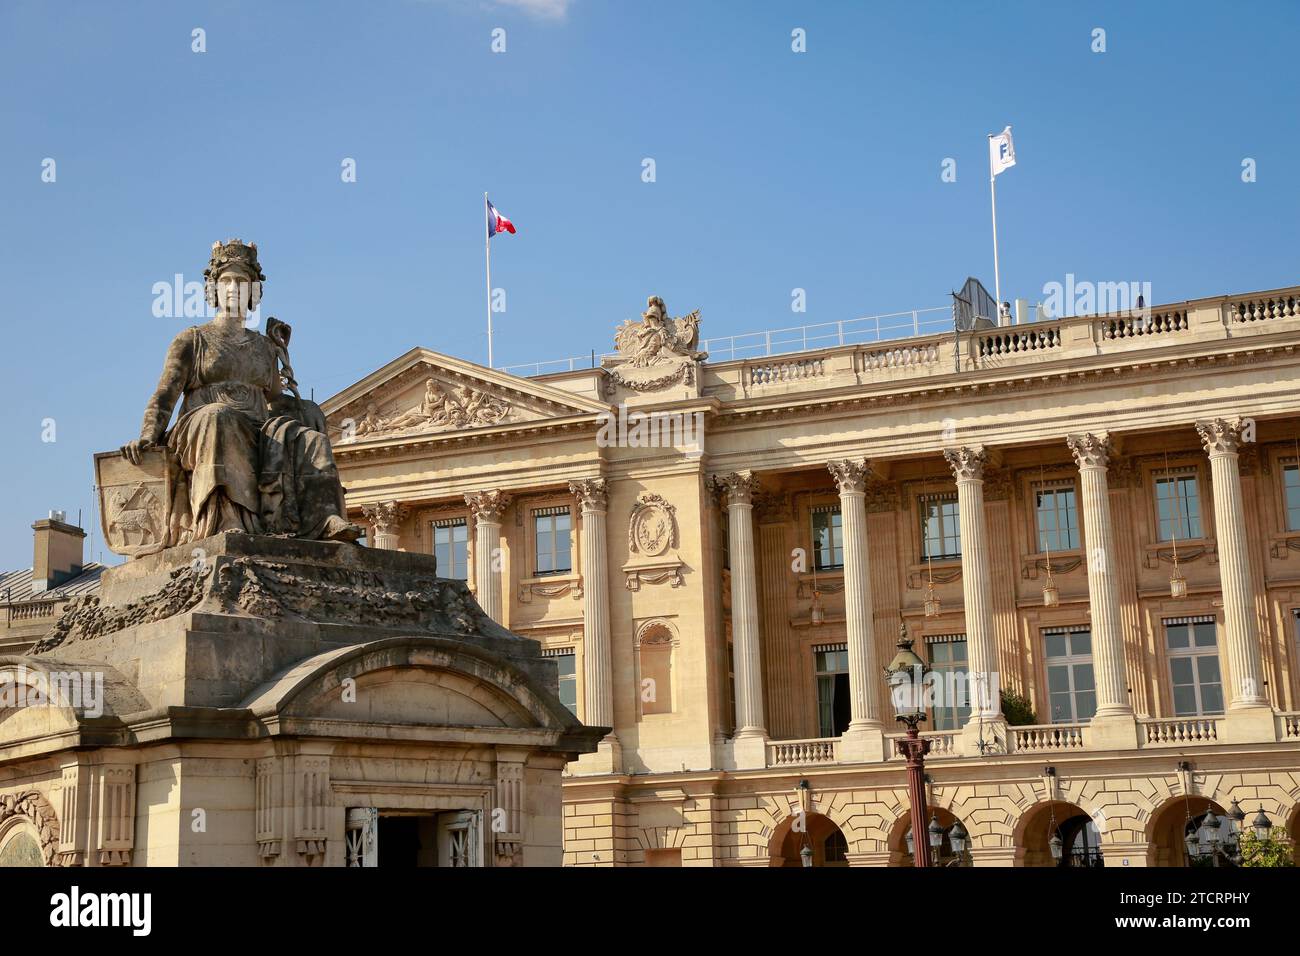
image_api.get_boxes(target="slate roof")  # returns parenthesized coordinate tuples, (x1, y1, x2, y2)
(0, 563, 106, 605)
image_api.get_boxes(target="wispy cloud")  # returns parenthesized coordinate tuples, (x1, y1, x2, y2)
(489, 0, 573, 20)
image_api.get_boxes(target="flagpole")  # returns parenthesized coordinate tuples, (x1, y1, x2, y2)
(988, 137, 1002, 316)
(485, 192, 494, 368)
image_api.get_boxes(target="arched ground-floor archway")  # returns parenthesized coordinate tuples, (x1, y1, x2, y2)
(1014, 801, 1105, 867)
(887, 806, 972, 867)
(1147, 795, 1227, 867)
(768, 812, 850, 867)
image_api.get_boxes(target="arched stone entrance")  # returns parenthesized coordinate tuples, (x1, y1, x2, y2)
(887, 807, 972, 867)
(1014, 801, 1104, 867)
(769, 812, 850, 867)
(1147, 795, 1227, 867)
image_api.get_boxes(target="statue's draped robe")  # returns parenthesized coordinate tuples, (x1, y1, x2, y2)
(141, 324, 349, 541)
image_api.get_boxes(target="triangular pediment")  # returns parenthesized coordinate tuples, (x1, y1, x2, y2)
(321, 348, 609, 444)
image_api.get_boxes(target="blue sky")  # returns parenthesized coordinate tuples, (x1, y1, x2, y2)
(1, 0, 1297, 570)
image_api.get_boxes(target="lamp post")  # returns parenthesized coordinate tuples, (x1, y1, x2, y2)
(885, 623, 933, 868)
(1183, 798, 1273, 866)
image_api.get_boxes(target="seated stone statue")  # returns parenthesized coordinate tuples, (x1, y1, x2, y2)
(120, 239, 363, 544)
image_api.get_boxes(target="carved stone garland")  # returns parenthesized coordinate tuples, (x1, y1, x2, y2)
(0, 790, 60, 867)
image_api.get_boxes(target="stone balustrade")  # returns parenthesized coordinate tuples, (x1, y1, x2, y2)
(1011, 723, 1088, 752)
(757, 709, 1300, 767)
(766, 737, 838, 767)
(1230, 293, 1300, 324)
(9, 602, 57, 622)
(701, 285, 1300, 401)
(748, 356, 826, 387)
(1139, 717, 1221, 746)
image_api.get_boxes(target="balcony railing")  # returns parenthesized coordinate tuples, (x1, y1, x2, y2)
(885, 730, 959, 760)
(757, 709, 1300, 767)
(8, 601, 57, 623)
(1012, 723, 1088, 752)
(1139, 716, 1221, 746)
(767, 737, 838, 767)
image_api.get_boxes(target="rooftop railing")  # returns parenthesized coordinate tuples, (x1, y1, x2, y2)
(495, 306, 951, 377)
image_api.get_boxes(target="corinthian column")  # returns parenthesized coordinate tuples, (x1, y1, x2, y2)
(1067, 433, 1132, 718)
(943, 447, 1003, 720)
(1196, 419, 1268, 709)
(569, 478, 613, 734)
(465, 490, 510, 625)
(361, 500, 408, 551)
(827, 460, 883, 736)
(712, 471, 766, 743)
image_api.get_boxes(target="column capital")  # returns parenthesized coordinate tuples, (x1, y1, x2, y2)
(1067, 432, 1114, 469)
(827, 459, 870, 495)
(710, 471, 760, 507)
(361, 500, 408, 536)
(568, 477, 608, 512)
(943, 446, 988, 482)
(1196, 418, 1250, 457)
(464, 489, 511, 522)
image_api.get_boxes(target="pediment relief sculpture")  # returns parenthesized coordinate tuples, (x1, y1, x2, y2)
(607, 296, 707, 393)
(336, 376, 513, 442)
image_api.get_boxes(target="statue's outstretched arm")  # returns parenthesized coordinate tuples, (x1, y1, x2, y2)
(138, 332, 193, 445)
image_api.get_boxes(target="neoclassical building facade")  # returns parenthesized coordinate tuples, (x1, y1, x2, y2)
(322, 287, 1300, 866)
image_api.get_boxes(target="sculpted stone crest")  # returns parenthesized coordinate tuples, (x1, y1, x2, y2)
(608, 295, 707, 393)
(108, 239, 363, 556)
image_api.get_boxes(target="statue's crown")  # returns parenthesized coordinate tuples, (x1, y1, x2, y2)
(205, 238, 265, 281)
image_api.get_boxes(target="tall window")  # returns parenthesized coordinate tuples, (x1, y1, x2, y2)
(533, 507, 572, 575)
(1284, 463, 1300, 531)
(1165, 617, 1223, 716)
(1035, 482, 1080, 551)
(926, 636, 970, 731)
(432, 518, 468, 580)
(1154, 471, 1203, 541)
(814, 644, 850, 738)
(920, 493, 961, 560)
(1043, 626, 1096, 722)
(545, 648, 577, 716)
(811, 506, 844, 570)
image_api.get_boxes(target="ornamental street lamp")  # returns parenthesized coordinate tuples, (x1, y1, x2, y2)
(1182, 798, 1273, 866)
(884, 622, 933, 868)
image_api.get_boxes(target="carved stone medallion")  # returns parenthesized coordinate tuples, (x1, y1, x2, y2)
(629, 493, 678, 557)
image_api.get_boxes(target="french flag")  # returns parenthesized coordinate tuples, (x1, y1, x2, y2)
(486, 197, 516, 238)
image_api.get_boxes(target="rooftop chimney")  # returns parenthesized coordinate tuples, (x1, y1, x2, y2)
(32, 512, 86, 593)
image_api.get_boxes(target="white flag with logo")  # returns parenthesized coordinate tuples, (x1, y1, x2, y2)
(989, 125, 1016, 177)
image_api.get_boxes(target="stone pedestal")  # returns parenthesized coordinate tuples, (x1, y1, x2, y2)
(1, 534, 603, 867)
(1087, 713, 1141, 750)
